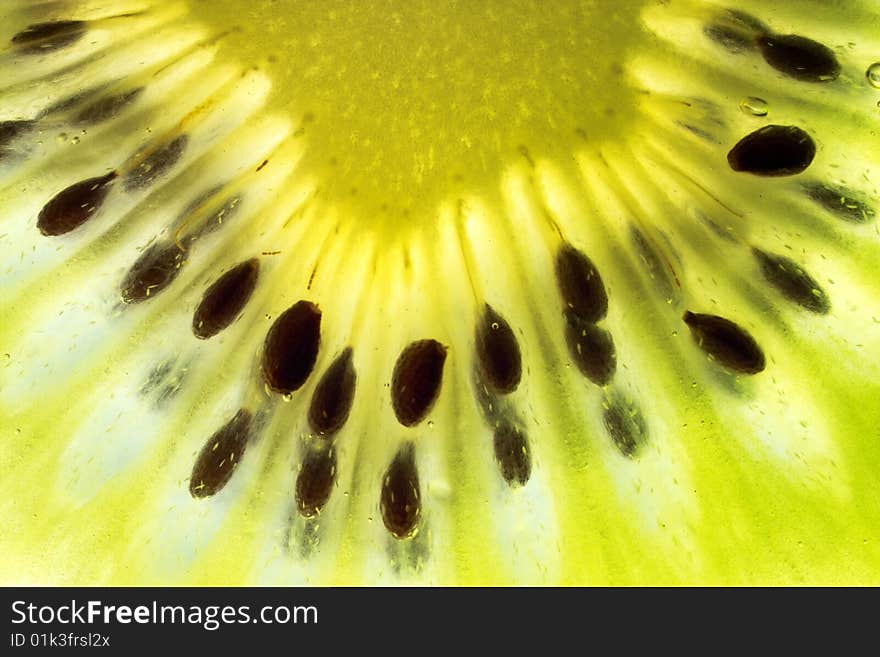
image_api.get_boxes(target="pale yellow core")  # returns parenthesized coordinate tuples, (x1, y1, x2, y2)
(190, 0, 647, 221)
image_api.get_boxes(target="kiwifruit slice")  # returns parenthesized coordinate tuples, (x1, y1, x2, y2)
(1, 0, 879, 585)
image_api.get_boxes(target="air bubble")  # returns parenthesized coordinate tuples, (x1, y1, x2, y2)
(868, 62, 880, 89)
(739, 96, 768, 117)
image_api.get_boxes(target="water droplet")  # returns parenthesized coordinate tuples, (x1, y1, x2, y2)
(739, 96, 768, 117)
(867, 62, 880, 89)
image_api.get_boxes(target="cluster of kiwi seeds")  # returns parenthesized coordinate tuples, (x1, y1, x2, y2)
(1, 0, 879, 585)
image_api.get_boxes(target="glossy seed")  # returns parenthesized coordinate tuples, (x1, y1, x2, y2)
(11, 21, 87, 54)
(308, 347, 357, 437)
(189, 409, 252, 498)
(563, 311, 617, 386)
(703, 9, 768, 53)
(391, 339, 447, 427)
(192, 259, 260, 339)
(475, 304, 522, 394)
(603, 400, 647, 458)
(683, 311, 766, 374)
(262, 301, 322, 394)
(493, 422, 531, 487)
(753, 248, 830, 314)
(727, 125, 815, 177)
(123, 135, 188, 191)
(73, 88, 143, 125)
(381, 444, 421, 539)
(121, 240, 188, 304)
(295, 445, 337, 517)
(804, 182, 875, 223)
(555, 243, 608, 323)
(37, 171, 117, 236)
(759, 34, 841, 83)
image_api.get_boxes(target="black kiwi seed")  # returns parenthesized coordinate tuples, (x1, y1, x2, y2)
(192, 258, 260, 339)
(703, 9, 769, 54)
(727, 125, 815, 177)
(603, 399, 647, 458)
(262, 300, 322, 395)
(758, 34, 841, 83)
(308, 347, 357, 437)
(752, 248, 830, 314)
(73, 88, 143, 126)
(475, 304, 522, 395)
(555, 243, 608, 323)
(37, 171, 118, 236)
(803, 182, 876, 224)
(563, 311, 617, 386)
(381, 443, 421, 539)
(189, 408, 253, 498)
(391, 339, 447, 427)
(123, 135, 189, 192)
(493, 422, 531, 487)
(682, 311, 766, 374)
(295, 444, 337, 518)
(11, 21, 87, 54)
(121, 240, 188, 304)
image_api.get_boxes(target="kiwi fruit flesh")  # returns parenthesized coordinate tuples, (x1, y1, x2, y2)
(1, 0, 879, 585)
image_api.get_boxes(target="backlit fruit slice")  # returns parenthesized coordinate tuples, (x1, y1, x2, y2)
(1, 0, 879, 585)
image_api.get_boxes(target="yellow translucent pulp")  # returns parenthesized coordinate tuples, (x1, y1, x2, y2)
(189, 0, 647, 223)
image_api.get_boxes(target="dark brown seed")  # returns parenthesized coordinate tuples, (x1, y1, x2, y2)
(563, 311, 616, 386)
(308, 348, 357, 437)
(753, 248, 830, 314)
(123, 135, 188, 191)
(703, 10, 768, 53)
(727, 125, 815, 177)
(804, 182, 875, 224)
(555, 243, 608, 323)
(0, 120, 36, 149)
(192, 259, 260, 339)
(262, 301, 322, 394)
(381, 444, 421, 539)
(475, 304, 522, 394)
(391, 339, 447, 427)
(295, 444, 337, 517)
(603, 400, 647, 458)
(121, 240, 188, 304)
(12, 21, 87, 54)
(493, 422, 531, 487)
(759, 34, 840, 83)
(189, 409, 252, 498)
(73, 88, 143, 125)
(683, 311, 766, 374)
(37, 171, 117, 236)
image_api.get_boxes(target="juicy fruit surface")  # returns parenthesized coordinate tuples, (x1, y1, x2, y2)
(0, 0, 879, 585)
(190, 0, 646, 222)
